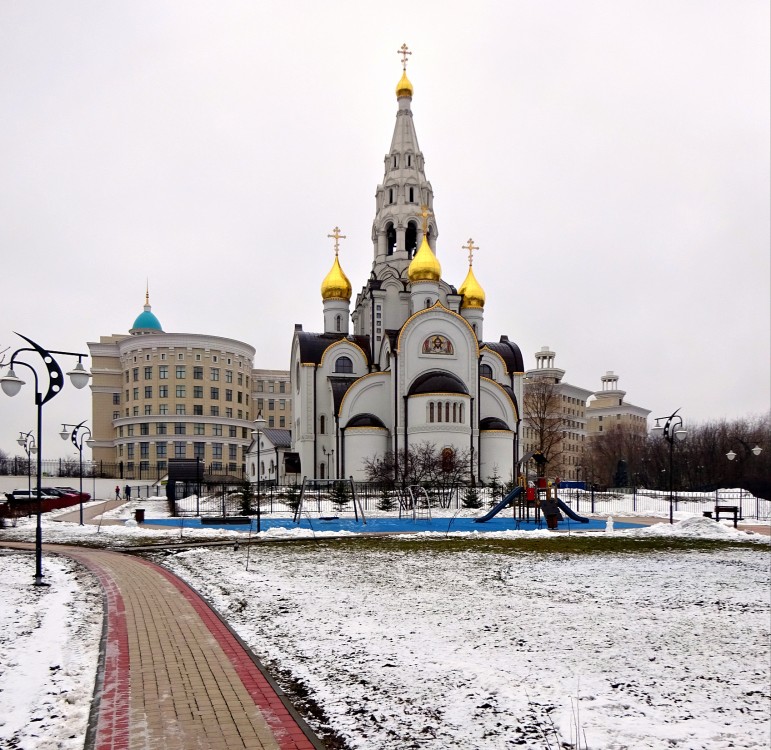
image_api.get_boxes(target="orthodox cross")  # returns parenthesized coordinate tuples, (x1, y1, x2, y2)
(397, 43, 412, 70)
(419, 205, 433, 234)
(327, 226, 346, 255)
(462, 238, 479, 265)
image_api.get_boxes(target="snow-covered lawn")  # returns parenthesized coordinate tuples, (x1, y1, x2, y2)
(0, 551, 102, 749)
(0, 504, 769, 749)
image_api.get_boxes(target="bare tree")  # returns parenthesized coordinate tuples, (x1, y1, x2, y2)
(523, 376, 565, 476)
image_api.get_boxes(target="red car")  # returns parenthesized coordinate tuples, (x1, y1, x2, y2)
(54, 486, 92, 502)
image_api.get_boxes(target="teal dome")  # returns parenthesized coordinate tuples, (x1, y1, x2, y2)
(130, 290, 164, 334)
(132, 309, 163, 332)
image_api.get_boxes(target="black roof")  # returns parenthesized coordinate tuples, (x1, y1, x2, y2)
(408, 370, 469, 396)
(480, 417, 511, 431)
(329, 376, 356, 415)
(482, 336, 525, 373)
(296, 332, 372, 366)
(346, 413, 387, 428)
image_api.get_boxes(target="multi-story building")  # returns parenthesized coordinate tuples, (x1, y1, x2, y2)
(88, 295, 259, 478)
(252, 370, 292, 429)
(522, 347, 593, 481)
(585, 371, 650, 437)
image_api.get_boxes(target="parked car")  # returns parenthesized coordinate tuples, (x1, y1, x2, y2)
(6, 489, 59, 502)
(39, 487, 80, 501)
(55, 486, 91, 502)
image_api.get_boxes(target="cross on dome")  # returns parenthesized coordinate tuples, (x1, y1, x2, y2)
(462, 238, 479, 265)
(419, 205, 433, 234)
(397, 43, 412, 70)
(327, 226, 346, 255)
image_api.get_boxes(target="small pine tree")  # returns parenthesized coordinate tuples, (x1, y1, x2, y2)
(462, 485, 483, 509)
(330, 481, 351, 514)
(283, 483, 301, 513)
(239, 479, 255, 515)
(377, 486, 396, 512)
(487, 467, 503, 507)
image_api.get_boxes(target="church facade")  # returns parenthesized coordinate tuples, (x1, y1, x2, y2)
(289, 57, 524, 483)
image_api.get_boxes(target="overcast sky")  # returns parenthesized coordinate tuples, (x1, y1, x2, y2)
(1, 0, 768, 461)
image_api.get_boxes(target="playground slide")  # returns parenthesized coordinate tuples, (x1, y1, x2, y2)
(556, 497, 589, 523)
(474, 486, 524, 523)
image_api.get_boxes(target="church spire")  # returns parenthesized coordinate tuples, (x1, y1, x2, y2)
(370, 45, 438, 271)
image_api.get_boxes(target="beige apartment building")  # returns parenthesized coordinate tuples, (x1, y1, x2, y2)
(252, 369, 291, 429)
(585, 371, 650, 437)
(88, 296, 292, 479)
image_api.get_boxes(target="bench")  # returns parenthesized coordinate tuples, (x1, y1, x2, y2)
(713, 506, 741, 528)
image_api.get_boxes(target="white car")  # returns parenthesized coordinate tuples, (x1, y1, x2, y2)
(6, 489, 59, 502)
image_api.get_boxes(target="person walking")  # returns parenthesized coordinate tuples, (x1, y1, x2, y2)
(115, 485, 121, 501)
(125, 485, 131, 501)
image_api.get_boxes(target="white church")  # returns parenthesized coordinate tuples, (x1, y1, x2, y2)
(289, 52, 525, 483)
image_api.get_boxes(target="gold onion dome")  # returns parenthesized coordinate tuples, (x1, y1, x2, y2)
(321, 254, 352, 301)
(396, 70, 413, 98)
(459, 264, 485, 309)
(408, 235, 442, 283)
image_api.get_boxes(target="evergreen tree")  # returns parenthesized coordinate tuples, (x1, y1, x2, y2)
(487, 467, 503, 507)
(462, 485, 483, 509)
(239, 479, 255, 515)
(377, 486, 396, 512)
(330, 481, 351, 514)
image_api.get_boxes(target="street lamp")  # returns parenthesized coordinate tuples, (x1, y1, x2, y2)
(322, 446, 335, 479)
(251, 412, 266, 533)
(59, 420, 94, 525)
(0, 333, 90, 585)
(726, 441, 763, 519)
(651, 409, 687, 524)
(17, 430, 37, 503)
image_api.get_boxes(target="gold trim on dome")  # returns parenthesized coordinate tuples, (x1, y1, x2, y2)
(458, 265, 485, 309)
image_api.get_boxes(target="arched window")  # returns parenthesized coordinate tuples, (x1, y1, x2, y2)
(407, 154, 412, 167)
(480, 363, 493, 378)
(459, 403, 464, 423)
(406, 220, 417, 257)
(335, 356, 353, 374)
(335, 315, 341, 332)
(453, 402, 457, 422)
(388, 188, 394, 204)
(386, 222, 396, 255)
(445, 402, 450, 422)
(428, 402, 435, 423)
(319, 415, 326, 434)
(408, 186, 415, 203)
(425, 298, 432, 309)
(392, 154, 398, 168)
(319, 463, 325, 479)
(437, 402, 442, 423)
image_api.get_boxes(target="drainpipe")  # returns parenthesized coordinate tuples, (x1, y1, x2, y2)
(312, 364, 318, 480)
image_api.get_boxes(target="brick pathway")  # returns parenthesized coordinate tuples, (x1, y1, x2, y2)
(6, 543, 323, 750)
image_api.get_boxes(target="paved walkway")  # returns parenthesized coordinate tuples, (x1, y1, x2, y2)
(5, 542, 324, 750)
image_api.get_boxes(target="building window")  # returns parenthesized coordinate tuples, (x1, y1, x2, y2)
(225, 408, 233, 418)
(159, 365, 168, 379)
(335, 315, 341, 332)
(113, 411, 120, 420)
(212, 443, 223, 459)
(193, 423, 204, 435)
(213, 424, 222, 436)
(144, 386, 153, 399)
(480, 364, 493, 378)
(140, 442, 149, 459)
(428, 402, 434, 422)
(133, 368, 139, 382)
(132, 407, 139, 416)
(132, 388, 139, 400)
(174, 423, 186, 435)
(159, 404, 168, 415)
(193, 366, 203, 380)
(158, 385, 168, 398)
(176, 404, 186, 415)
(194, 442, 205, 460)
(157, 423, 167, 435)
(319, 415, 326, 434)
(237, 391, 243, 403)
(279, 416, 286, 427)
(226, 370, 233, 383)
(228, 444, 238, 460)
(257, 398, 264, 410)
(210, 387, 219, 399)
(225, 389, 233, 402)
(125, 372, 129, 383)
(211, 368, 220, 381)
(176, 386, 186, 398)
(174, 441, 186, 458)
(193, 386, 203, 398)
(113, 393, 120, 405)
(229, 426, 237, 438)
(335, 356, 353, 374)
(237, 372, 243, 385)
(257, 381, 263, 392)
(175, 366, 185, 379)
(144, 366, 152, 379)
(210, 406, 219, 416)
(140, 423, 149, 436)
(193, 405, 203, 415)
(269, 382, 275, 393)
(156, 442, 167, 457)
(268, 399, 275, 410)
(127, 444, 134, 459)
(279, 381, 285, 394)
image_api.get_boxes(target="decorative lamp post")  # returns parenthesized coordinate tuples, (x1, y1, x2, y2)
(17, 430, 37, 501)
(59, 420, 94, 525)
(251, 412, 267, 533)
(0, 333, 90, 584)
(651, 409, 687, 524)
(726, 442, 763, 519)
(322, 446, 335, 480)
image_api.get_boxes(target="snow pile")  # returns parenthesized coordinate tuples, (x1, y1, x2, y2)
(629, 515, 754, 539)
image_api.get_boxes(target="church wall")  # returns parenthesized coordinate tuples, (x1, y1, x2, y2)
(339, 374, 391, 428)
(479, 431, 515, 483)
(344, 427, 389, 481)
(479, 380, 517, 427)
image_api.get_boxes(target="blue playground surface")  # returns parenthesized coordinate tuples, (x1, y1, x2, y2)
(147, 515, 645, 534)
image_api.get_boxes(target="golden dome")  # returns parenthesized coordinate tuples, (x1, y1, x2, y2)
(321, 254, 352, 301)
(408, 235, 442, 283)
(396, 70, 413, 98)
(459, 264, 485, 309)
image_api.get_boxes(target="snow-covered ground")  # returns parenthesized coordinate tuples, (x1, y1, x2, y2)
(0, 551, 102, 749)
(0, 499, 769, 749)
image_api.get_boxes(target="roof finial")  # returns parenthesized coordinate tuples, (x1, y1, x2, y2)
(327, 226, 346, 256)
(145, 279, 150, 307)
(397, 43, 412, 70)
(419, 204, 433, 234)
(462, 238, 479, 266)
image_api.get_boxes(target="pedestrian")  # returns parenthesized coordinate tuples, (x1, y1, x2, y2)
(115, 485, 121, 501)
(125, 484, 131, 500)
